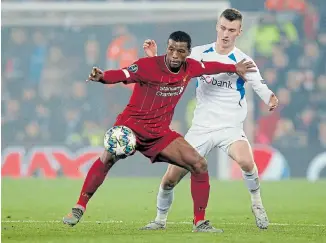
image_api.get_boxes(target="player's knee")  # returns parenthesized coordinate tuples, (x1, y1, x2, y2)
(192, 157, 208, 174)
(100, 150, 118, 166)
(161, 173, 179, 190)
(161, 178, 178, 190)
(238, 157, 254, 172)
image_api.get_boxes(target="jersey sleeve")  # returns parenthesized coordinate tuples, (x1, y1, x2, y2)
(187, 58, 236, 78)
(246, 63, 274, 104)
(122, 58, 151, 84)
(102, 58, 148, 84)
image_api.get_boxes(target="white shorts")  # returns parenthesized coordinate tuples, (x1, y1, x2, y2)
(184, 126, 249, 156)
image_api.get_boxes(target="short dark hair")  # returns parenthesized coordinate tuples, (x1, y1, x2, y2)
(220, 8, 242, 22)
(168, 31, 192, 50)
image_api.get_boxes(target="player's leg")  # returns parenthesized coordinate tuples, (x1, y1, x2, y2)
(159, 137, 223, 233)
(63, 150, 119, 226)
(141, 129, 215, 230)
(157, 165, 188, 221)
(227, 136, 269, 229)
(140, 164, 188, 230)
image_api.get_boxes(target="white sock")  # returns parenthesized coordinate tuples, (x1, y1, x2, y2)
(155, 185, 174, 223)
(242, 164, 263, 205)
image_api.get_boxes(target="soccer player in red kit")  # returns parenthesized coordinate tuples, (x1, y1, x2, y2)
(63, 31, 256, 232)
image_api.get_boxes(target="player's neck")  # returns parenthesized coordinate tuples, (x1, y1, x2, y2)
(164, 55, 181, 74)
(215, 42, 235, 55)
(169, 67, 181, 73)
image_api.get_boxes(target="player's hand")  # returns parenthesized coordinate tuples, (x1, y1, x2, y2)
(235, 59, 256, 81)
(87, 67, 104, 82)
(143, 39, 157, 57)
(268, 93, 279, 111)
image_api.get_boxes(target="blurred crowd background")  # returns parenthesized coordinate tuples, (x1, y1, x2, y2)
(2, 0, 326, 153)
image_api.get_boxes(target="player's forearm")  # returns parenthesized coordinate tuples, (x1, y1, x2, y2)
(252, 82, 274, 104)
(202, 61, 236, 74)
(101, 69, 130, 84)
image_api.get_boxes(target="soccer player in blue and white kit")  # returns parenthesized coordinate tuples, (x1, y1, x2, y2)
(141, 8, 279, 232)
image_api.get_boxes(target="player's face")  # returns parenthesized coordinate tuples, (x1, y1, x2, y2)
(216, 16, 242, 49)
(166, 40, 190, 69)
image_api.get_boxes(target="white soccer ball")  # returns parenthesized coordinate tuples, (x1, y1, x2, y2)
(104, 126, 137, 157)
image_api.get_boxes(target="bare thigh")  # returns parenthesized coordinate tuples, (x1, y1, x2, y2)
(158, 137, 207, 174)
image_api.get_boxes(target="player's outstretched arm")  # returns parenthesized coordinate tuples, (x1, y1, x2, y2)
(199, 59, 257, 81)
(87, 67, 132, 84)
(190, 58, 256, 81)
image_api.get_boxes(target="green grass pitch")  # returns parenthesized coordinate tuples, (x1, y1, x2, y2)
(2, 178, 326, 243)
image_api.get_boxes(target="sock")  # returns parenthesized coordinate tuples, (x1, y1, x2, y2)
(191, 172, 210, 225)
(155, 185, 174, 223)
(76, 158, 110, 210)
(242, 164, 262, 205)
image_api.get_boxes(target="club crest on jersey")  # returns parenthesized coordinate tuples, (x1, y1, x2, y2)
(127, 64, 138, 73)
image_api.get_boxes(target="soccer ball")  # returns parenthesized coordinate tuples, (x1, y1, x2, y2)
(104, 126, 137, 157)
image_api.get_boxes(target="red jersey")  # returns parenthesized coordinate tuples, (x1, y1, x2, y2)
(102, 55, 236, 139)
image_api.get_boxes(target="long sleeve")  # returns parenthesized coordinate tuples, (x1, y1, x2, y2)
(246, 70, 273, 104)
(100, 59, 146, 84)
(188, 58, 236, 78)
(202, 61, 237, 74)
(101, 69, 130, 84)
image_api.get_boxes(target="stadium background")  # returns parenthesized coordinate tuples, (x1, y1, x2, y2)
(1, 0, 326, 181)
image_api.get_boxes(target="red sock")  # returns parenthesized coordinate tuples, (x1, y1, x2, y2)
(76, 158, 110, 209)
(191, 172, 210, 225)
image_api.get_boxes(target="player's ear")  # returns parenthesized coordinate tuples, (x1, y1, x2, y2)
(187, 48, 192, 56)
(238, 26, 243, 37)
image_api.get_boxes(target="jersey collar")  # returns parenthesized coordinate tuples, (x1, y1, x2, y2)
(213, 42, 236, 57)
